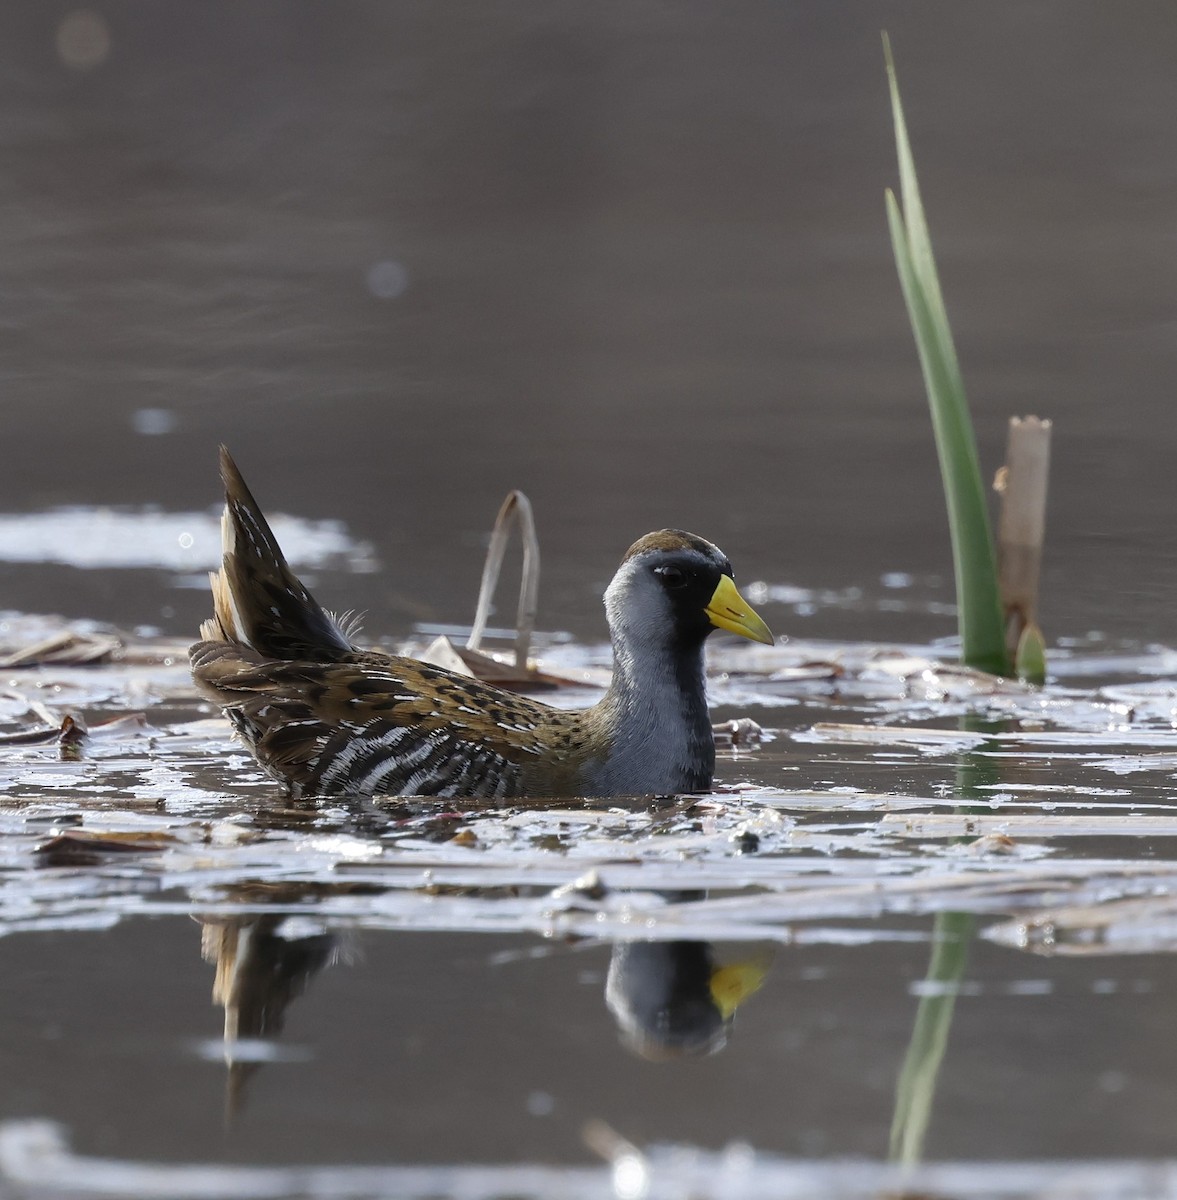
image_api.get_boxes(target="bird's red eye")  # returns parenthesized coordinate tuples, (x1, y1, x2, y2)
(654, 565, 688, 589)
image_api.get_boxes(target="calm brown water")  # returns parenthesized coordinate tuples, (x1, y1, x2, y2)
(5, 4, 1177, 1197)
(0, 2, 1176, 646)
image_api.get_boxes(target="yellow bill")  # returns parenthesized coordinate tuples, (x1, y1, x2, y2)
(705, 575, 774, 645)
(709, 957, 771, 1019)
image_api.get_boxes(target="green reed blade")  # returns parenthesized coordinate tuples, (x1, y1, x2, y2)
(884, 36, 1011, 677)
(1015, 621, 1047, 685)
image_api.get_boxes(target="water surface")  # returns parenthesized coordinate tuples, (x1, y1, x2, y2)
(5, 4, 1177, 1197)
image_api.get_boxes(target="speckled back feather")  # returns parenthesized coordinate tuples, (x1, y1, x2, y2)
(190, 449, 601, 798)
(190, 639, 578, 798)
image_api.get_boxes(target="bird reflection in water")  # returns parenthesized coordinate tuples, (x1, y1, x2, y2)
(606, 939, 771, 1060)
(199, 907, 338, 1119)
(200, 897, 773, 1119)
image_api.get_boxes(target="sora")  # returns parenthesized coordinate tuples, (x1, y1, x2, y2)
(190, 449, 773, 800)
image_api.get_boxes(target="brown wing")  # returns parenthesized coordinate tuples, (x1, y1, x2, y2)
(190, 641, 564, 799)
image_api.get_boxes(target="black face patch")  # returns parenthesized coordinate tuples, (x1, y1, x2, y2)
(641, 546, 728, 648)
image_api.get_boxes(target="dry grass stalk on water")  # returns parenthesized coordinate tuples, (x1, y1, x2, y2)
(419, 490, 570, 689)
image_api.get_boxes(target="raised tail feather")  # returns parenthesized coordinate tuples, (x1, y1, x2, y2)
(200, 447, 354, 661)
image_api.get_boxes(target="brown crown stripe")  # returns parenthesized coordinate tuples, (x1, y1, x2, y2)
(621, 529, 722, 563)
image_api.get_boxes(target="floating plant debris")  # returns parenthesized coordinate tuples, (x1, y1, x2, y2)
(0, 619, 1174, 954)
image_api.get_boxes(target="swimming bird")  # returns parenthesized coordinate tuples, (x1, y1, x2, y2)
(190, 449, 773, 800)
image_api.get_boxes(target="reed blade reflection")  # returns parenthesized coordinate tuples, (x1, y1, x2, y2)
(889, 719, 1003, 1166)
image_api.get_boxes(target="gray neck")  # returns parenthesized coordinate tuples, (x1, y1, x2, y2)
(587, 634, 715, 796)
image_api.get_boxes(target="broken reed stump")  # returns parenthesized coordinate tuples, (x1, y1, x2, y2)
(994, 416, 1051, 679)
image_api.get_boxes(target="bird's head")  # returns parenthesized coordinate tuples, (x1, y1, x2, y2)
(604, 529, 774, 655)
